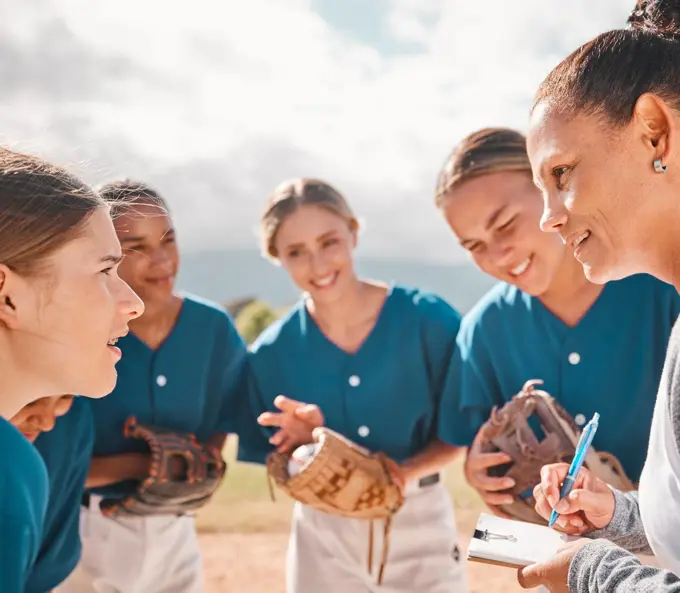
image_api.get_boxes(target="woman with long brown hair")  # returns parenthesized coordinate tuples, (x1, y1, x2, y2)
(0, 148, 142, 590)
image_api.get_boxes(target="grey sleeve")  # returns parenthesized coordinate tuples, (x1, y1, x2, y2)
(567, 314, 680, 592)
(586, 489, 651, 553)
(569, 540, 680, 593)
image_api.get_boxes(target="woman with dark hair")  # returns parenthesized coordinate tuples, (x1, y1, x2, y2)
(59, 180, 249, 593)
(518, 1, 680, 591)
(433, 127, 679, 521)
(0, 149, 142, 591)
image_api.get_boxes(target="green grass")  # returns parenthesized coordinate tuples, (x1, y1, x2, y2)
(195, 438, 485, 533)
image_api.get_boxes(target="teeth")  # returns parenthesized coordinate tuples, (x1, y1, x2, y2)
(313, 274, 335, 287)
(509, 258, 531, 277)
(108, 338, 118, 346)
(574, 231, 590, 247)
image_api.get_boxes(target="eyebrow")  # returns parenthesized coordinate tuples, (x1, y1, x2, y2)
(100, 254, 124, 265)
(120, 226, 176, 241)
(285, 230, 337, 250)
(120, 227, 175, 244)
(534, 147, 563, 187)
(457, 205, 509, 247)
(484, 205, 508, 230)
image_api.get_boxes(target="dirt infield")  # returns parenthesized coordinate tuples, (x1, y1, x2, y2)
(199, 509, 524, 593)
(197, 445, 526, 592)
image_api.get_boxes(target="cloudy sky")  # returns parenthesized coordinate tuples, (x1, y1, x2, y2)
(0, 0, 633, 263)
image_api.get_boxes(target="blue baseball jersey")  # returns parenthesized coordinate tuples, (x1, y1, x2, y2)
(88, 293, 249, 499)
(438, 273, 680, 483)
(0, 417, 49, 592)
(238, 284, 462, 465)
(27, 397, 94, 593)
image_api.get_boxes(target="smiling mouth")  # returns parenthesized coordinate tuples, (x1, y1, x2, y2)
(574, 231, 590, 247)
(147, 275, 174, 284)
(509, 256, 532, 277)
(107, 330, 128, 347)
(571, 231, 591, 257)
(311, 272, 338, 289)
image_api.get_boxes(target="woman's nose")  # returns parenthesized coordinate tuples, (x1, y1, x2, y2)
(540, 189, 568, 233)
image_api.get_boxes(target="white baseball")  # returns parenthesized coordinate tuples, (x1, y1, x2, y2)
(287, 443, 318, 477)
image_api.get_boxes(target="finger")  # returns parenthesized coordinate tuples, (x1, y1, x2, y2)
(294, 405, 324, 427)
(471, 469, 515, 491)
(517, 563, 546, 590)
(382, 458, 406, 490)
(534, 484, 587, 534)
(555, 488, 612, 518)
(553, 515, 586, 535)
(481, 492, 515, 506)
(269, 430, 285, 447)
(277, 442, 294, 454)
(281, 425, 315, 448)
(273, 395, 307, 413)
(388, 470, 405, 492)
(580, 468, 605, 493)
(540, 464, 570, 507)
(533, 484, 554, 521)
(470, 427, 486, 448)
(468, 451, 514, 470)
(258, 411, 286, 427)
(272, 432, 296, 453)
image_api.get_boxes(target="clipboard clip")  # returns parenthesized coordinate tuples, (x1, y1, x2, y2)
(473, 528, 517, 543)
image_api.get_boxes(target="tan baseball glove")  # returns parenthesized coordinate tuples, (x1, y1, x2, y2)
(266, 426, 404, 584)
(477, 379, 636, 524)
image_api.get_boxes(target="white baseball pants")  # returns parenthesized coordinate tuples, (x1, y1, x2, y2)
(286, 474, 469, 593)
(56, 494, 204, 593)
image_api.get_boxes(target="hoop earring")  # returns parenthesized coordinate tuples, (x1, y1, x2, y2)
(654, 158, 667, 173)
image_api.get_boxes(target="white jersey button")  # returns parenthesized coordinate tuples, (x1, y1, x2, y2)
(348, 375, 361, 387)
(156, 375, 168, 387)
(358, 425, 370, 438)
(575, 413, 587, 426)
(568, 352, 581, 365)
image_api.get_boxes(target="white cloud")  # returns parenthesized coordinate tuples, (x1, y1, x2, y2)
(386, 0, 443, 45)
(0, 0, 633, 262)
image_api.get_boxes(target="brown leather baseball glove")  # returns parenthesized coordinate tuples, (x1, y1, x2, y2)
(266, 426, 404, 584)
(477, 379, 635, 524)
(99, 416, 226, 518)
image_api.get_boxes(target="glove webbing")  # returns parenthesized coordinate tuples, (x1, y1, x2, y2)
(543, 396, 637, 492)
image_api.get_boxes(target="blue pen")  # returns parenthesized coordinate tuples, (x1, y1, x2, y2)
(548, 412, 600, 528)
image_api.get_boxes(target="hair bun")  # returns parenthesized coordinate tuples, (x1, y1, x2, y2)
(628, 0, 680, 38)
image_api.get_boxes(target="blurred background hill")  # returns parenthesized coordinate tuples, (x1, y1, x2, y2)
(179, 247, 497, 318)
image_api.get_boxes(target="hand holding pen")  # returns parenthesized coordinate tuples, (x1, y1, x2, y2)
(549, 412, 600, 527)
(531, 414, 616, 534)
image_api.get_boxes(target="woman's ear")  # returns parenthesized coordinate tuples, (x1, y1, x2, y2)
(633, 93, 675, 165)
(349, 219, 360, 249)
(0, 265, 20, 329)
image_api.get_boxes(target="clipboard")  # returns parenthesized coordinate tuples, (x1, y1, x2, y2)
(467, 513, 579, 569)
